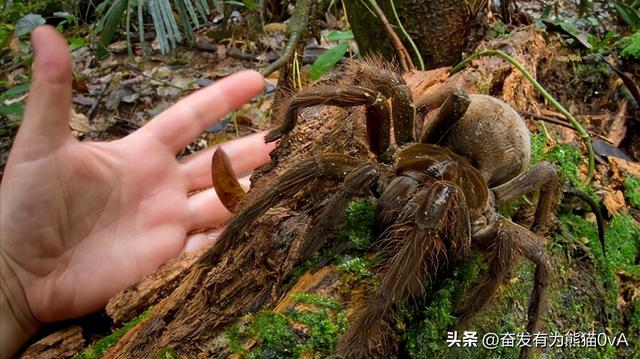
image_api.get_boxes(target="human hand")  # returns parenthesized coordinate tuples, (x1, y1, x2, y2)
(0, 26, 273, 356)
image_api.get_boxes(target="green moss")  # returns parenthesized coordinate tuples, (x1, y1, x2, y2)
(553, 211, 640, 357)
(404, 210, 638, 358)
(404, 254, 484, 358)
(288, 306, 347, 353)
(286, 249, 337, 288)
(619, 31, 640, 60)
(226, 312, 298, 358)
(545, 143, 583, 186)
(544, 143, 598, 203)
(489, 20, 511, 38)
(74, 310, 150, 359)
(290, 198, 376, 287)
(339, 198, 375, 250)
(225, 324, 247, 356)
(530, 131, 547, 166)
(624, 176, 640, 210)
(250, 311, 297, 356)
(404, 282, 458, 357)
(560, 212, 640, 279)
(605, 214, 640, 279)
(290, 292, 342, 310)
(226, 293, 347, 358)
(336, 256, 373, 281)
(168, 56, 188, 66)
(557, 212, 618, 319)
(154, 347, 177, 359)
(287, 292, 347, 355)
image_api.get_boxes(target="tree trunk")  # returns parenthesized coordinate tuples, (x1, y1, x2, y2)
(344, 0, 486, 69)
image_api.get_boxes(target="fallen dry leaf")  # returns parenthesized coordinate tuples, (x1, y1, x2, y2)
(263, 22, 288, 33)
(609, 157, 640, 179)
(69, 109, 91, 133)
(606, 100, 628, 147)
(603, 187, 626, 215)
(9, 37, 21, 53)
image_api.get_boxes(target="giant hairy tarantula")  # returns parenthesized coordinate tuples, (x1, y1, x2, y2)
(210, 60, 560, 358)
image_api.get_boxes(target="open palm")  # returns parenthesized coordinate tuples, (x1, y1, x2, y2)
(0, 25, 273, 333)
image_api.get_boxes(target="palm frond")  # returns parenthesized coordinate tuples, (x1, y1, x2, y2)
(95, 0, 213, 56)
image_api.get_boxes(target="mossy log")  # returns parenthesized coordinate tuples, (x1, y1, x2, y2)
(101, 30, 547, 357)
(20, 29, 639, 358)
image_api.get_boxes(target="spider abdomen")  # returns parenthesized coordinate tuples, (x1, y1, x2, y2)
(441, 94, 531, 187)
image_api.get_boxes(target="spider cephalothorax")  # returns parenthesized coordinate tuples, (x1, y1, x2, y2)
(210, 59, 560, 358)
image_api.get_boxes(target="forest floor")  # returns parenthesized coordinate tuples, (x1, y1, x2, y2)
(0, 0, 639, 358)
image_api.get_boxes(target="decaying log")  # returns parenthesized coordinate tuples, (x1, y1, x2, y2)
(18, 326, 84, 359)
(22, 29, 552, 357)
(106, 246, 209, 324)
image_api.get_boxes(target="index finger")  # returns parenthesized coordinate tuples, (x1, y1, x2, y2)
(137, 70, 264, 153)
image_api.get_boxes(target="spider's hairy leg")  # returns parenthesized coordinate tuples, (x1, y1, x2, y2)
(503, 220, 551, 359)
(491, 161, 560, 232)
(351, 57, 416, 145)
(198, 154, 364, 267)
(265, 85, 391, 159)
(373, 171, 425, 235)
(420, 89, 470, 144)
(493, 162, 605, 253)
(457, 218, 551, 359)
(295, 162, 380, 261)
(211, 147, 246, 213)
(336, 181, 471, 358)
(455, 222, 518, 328)
(381, 181, 471, 302)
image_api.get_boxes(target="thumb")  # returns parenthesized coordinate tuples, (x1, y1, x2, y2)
(13, 25, 73, 160)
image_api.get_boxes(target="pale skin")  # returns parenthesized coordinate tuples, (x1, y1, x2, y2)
(0, 26, 274, 358)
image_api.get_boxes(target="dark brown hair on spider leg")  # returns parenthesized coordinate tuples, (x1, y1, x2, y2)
(491, 161, 560, 232)
(336, 148, 477, 359)
(455, 218, 551, 359)
(199, 154, 365, 267)
(419, 89, 470, 144)
(349, 56, 416, 145)
(265, 84, 392, 160)
(266, 57, 417, 162)
(295, 162, 381, 262)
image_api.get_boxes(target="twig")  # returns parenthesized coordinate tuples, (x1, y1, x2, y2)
(451, 49, 596, 184)
(227, 47, 258, 61)
(521, 112, 610, 142)
(87, 84, 107, 121)
(292, 50, 302, 90)
(563, 188, 607, 256)
(260, 0, 309, 77)
(124, 63, 185, 91)
(389, 0, 424, 70)
(366, 0, 413, 72)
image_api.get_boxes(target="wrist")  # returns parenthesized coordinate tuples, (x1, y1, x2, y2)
(0, 252, 40, 359)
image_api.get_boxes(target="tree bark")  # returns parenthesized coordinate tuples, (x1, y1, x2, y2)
(344, 0, 486, 69)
